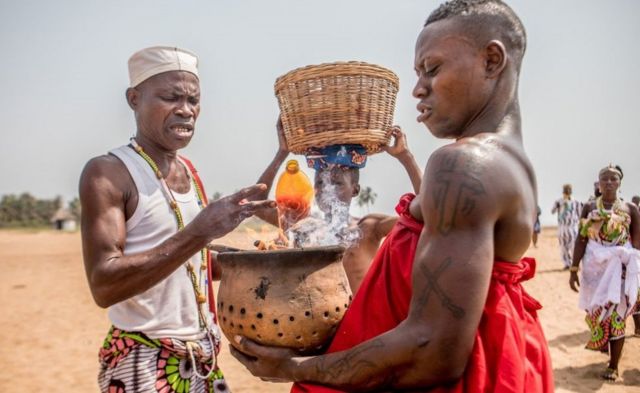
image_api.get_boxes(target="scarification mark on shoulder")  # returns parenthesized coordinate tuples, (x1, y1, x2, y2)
(431, 149, 486, 235)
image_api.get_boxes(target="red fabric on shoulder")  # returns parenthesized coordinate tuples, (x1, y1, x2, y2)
(292, 193, 421, 393)
(292, 194, 554, 393)
(179, 156, 218, 323)
(179, 156, 207, 206)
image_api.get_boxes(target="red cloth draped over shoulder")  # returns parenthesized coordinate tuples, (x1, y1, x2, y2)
(292, 193, 422, 393)
(292, 193, 554, 393)
(179, 156, 218, 323)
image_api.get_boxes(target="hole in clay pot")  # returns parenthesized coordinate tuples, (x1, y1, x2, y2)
(228, 305, 234, 312)
(305, 311, 311, 317)
(251, 324, 256, 330)
(220, 302, 224, 308)
(257, 312, 263, 319)
(312, 331, 318, 337)
(335, 306, 340, 312)
(238, 324, 243, 330)
(278, 333, 283, 337)
(349, 295, 353, 301)
(344, 303, 348, 308)
(230, 322, 235, 328)
(323, 311, 329, 318)
(240, 308, 246, 314)
(273, 319, 279, 325)
(296, 335, 302, 341)
(257, 334, 262, 339)
(222, 317, 227, 322)
(289, 316, 295, 322)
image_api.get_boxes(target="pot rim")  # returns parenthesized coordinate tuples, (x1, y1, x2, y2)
(217, 244, 346, 264)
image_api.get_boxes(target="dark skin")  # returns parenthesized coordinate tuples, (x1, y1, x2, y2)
(79, 70, 275, 308)
(569, 170, 640, 375)
(231, 17, 537, 391)
(552, 185, 573, 215)
(343, 128, 423, 293)
(253, 122, 422, 293)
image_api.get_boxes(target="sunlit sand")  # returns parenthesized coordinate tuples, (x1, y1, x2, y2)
(1, 225, 638, 392)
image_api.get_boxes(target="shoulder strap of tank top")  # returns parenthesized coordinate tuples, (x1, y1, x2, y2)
(109, 145, 154, 195)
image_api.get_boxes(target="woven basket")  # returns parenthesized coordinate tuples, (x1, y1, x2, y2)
(275, 61, 399, 155)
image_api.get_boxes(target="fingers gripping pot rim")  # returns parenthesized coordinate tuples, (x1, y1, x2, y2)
(216, 245, 352, 355)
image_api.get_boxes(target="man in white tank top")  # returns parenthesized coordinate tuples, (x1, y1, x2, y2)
(79, 46, 275, 393)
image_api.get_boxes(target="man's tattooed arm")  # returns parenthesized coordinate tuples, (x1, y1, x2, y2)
(232, 145, 500, 391)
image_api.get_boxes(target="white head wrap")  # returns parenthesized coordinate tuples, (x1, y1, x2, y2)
(128, 46, 199, 87)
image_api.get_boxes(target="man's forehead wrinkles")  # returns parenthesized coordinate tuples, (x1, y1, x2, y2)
(157, 82, 200, 94)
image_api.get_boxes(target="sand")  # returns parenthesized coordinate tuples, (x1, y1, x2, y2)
(0, 227, 638, 392)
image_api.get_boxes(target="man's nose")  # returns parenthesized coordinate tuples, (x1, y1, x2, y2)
(412, 77, 428, 98)
(175, 100, 194, 117)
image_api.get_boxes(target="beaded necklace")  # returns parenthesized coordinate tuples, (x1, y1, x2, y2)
(129, 138, 209, 331)
(579, 196, 630, 245)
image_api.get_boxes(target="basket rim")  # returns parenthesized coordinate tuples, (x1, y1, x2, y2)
(274, 61, 399, 94)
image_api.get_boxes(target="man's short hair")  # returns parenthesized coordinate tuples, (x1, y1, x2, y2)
(425, 0, 526, 69)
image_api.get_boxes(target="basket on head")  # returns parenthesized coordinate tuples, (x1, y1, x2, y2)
(274, 61, 399, 155)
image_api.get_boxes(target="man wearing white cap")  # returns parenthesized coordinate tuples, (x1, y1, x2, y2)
(79, 46, 274, 392)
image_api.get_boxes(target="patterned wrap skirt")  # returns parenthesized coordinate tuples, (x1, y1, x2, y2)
(98, 326, 230, 393)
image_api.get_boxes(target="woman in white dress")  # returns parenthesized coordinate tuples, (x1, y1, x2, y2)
(569, 165, 640, 381)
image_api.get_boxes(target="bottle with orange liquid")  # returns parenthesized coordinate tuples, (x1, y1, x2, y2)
(275, 159, 314, 225)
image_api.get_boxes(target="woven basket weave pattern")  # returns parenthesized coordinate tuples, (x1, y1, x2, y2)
(275, 62, 399, 154)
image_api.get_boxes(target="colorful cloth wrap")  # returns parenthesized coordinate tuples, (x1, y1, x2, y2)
(292, 193, 554, 393)
(305, 144, 367, 170)
(579, 241, 639, 350)
(577, 198, 639, 350)
(98, 326, 229, 393)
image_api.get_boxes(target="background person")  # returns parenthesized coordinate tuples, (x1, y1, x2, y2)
(253, 121, 422, 293)
(552, 183, 582, 269)
(569, 165, 640, 381)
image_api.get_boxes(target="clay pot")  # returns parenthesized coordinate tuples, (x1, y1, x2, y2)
(216, 245, 352, 354)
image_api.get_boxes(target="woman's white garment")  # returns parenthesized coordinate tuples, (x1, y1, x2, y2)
(579, 240, 640, 319)
(107, 145, 212, 341)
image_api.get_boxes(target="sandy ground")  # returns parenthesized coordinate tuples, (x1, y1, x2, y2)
(0, 227, 638, 392)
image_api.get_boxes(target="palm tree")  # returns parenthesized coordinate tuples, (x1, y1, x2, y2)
(357, 186, 377, 213)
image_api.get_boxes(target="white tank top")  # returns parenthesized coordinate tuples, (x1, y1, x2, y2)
(108, 145, 212, 340)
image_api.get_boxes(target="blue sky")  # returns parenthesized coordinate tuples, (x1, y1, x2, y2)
(1, 0, 639, 225)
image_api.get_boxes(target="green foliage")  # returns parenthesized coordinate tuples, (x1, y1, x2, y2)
(0, 193, 64, 228)
(357, 186, 377, 212)
(68, 197, 81, 220)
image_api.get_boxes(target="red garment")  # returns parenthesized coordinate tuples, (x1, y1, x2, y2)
(292, 194, 554, 393)
(179, 156, 218, 323)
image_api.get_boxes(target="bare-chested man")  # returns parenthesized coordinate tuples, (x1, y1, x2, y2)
(254, 122, 422, 293)
(231, 1, 554, 391)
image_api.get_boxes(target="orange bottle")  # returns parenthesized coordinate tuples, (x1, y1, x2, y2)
(275, 159, 314, 223)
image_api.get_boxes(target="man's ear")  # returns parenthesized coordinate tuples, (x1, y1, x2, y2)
(353, 184, 361, 197)
(485, 40, 507, 78)
(126, 87, 139, 110)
